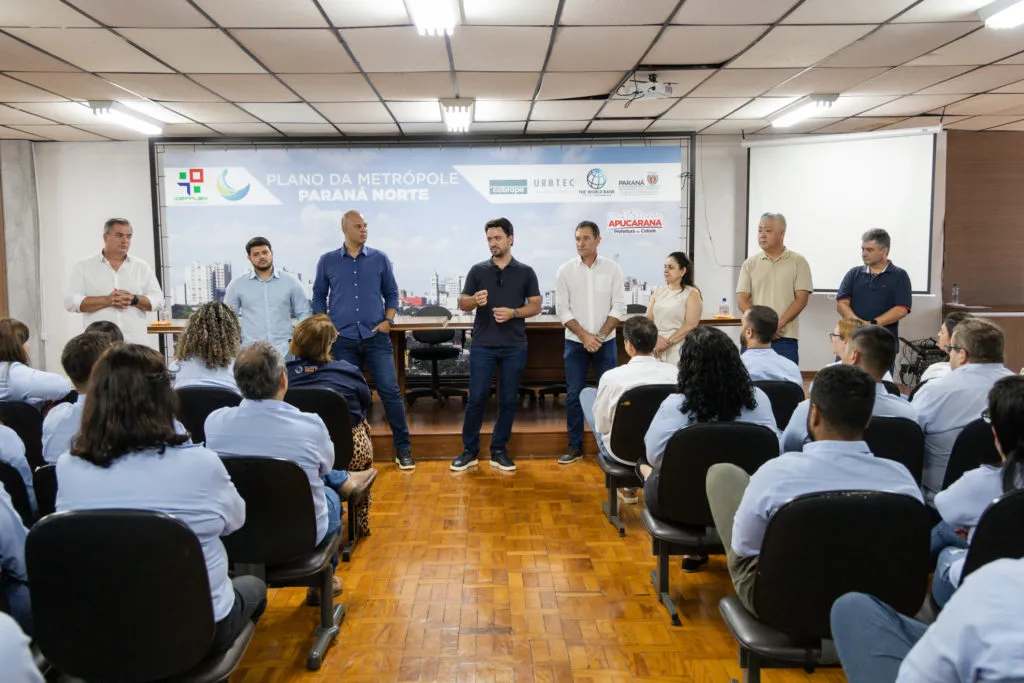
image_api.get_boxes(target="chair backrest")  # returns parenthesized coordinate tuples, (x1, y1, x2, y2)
(175, 387, 242, 445)
(863, 417, 925, 484)
(751, 380, 805, 429)
(907, 378, 930, 402)
(219, 456, 319, 565)
(625, 304, 647, 314)
(0, 461, 32, 526)
(608, 384, 677, 464)
(411, 305, 455, 345)
(943, 418, 1001, 490)
(26, 510, 215, 682)
(655, 422, 780, 527)
(882, 380, 901, 397)
(753, 491, 931, 639)
(33, 463, 57, 517)
(283, 386, 356, 470)
(962, 488, 1024, 579)
(0, 402, 43, 470)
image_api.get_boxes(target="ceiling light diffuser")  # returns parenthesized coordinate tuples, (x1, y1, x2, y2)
(440, 98, 474, 133)
(88, 100, 164, 136)
(407, 0, 460, 36)
(770, 94, 839, 128)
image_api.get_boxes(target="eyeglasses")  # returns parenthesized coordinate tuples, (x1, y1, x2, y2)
(981, 409, 991, 424)
(828, 333, 842, 342)
(944, 344, 965, 354)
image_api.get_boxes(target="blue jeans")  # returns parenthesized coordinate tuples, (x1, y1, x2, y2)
(332, 333, 410, 451)
(579, 386, 612, 462)
(565, 339, 618, 448)
(930, 520, 968, 563)
(462, 344, 528, 454)
(932, 545, 966, 608)
(831, 592, 928, 683)
(324, 485, 342, 569)
(771, 337, 799, 364)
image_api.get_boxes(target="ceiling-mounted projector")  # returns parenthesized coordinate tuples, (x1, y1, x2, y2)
(618, 74, 674, 99)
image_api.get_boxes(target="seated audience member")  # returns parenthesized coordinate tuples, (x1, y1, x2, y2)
(920, 311, 973, 384)
(914, 318, 1014, 502)
(813, 318, 893, 389)
(930, 375, 1024, 608)
(42, 332, 112, 464)
(84, 319, 124, 343)
(579, 316, 676, 504)
(831, 557, 1024, 683)
(0, 318, 72, 407)
(170, 302, 241, 392)
(285, 314, 375, 535)
(55, 344, 266, 655)
(782, 325, 918, 452)
(706, 364, 923, 613)
(0, 612, 42, 683)
(0, 482, 30, 635)
(0, 422, 33, 515)
(740, 306, 803, 386)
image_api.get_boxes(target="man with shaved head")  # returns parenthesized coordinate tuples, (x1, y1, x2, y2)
(313, 210, 414, 470)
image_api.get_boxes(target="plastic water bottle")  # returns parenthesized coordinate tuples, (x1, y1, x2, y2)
(951, 283, 960, 305)
(718, 297, 731, 317)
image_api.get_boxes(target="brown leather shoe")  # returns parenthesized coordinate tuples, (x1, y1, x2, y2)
(338, 468, 377, 498)
(305, 575, 343, 605)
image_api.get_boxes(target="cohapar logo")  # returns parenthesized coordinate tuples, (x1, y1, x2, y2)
(607, 210, 665, 234)
(166, 167, 281, 207)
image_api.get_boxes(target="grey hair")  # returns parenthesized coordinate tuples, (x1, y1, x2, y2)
(759, 212, 786, 229)
(861, 228, 891, 250)
(103, 218, 131, 234)
(233, 341, 286, 400)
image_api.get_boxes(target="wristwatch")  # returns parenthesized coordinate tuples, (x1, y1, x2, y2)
(512, 308, 519, 318)
(131, 294, 139, 306)
(384, 317, 395, 326)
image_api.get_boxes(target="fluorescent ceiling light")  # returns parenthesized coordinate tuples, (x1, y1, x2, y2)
(440, 98, 474, 133)
(770, 94, 839, 128)
(406, 0, 460, 36)
(88, 100, 164, 136)
(979, 0, 1024, 28)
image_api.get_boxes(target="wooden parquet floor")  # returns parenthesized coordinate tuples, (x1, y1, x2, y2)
(233, 460, 847, 683)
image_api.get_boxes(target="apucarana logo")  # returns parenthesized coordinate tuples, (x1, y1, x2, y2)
(489, 179, 528, 195)
(607, 211, 665, 234)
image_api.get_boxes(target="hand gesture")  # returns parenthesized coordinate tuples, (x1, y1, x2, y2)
(493, 307, 514, 323)
(109, 290, 132, 309)
(654, 336, 671, 355)
(473, 290, 488, 308)
(371, 319, 393, 334)
(582, 332, 602, 353)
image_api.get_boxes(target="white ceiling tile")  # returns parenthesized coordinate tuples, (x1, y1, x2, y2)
(474, 100, 532, 121)
(547, 26, 659, 71)
(663, 97, 750, 118)
(560, 0, 678, 25)
(587, 119, 655, 132)
(877, 115, 954, 129)
(277, 123, 340, 135)
(74, 124, 151, 140)
(0, 0, 97, 27)
(701, 118, 771, 134)
(942, 93, 1024, 114)
(119, 100, 191, 123)
(824, 95, 900, 116)
(812, 117, 905, 133)
(337, 123, 400, 135)
(821, 23, 978, 68)
(727, 97, 798, 118)
(282, 73, 378, 101)
(689, 69, 801, 96)
(452, 27, 552, 71)
(4, 28, 171, 72)
(118, 29, 264, 73)
(0, 75, 67, 101)
(463, 0, 558, 25)
(645, 26, 768, 65)
(231, 30, 357, 73)
(386, 100, 443, 123)
(530, 100, 603, 120)
(342, 27, 451, 72)
(907, 26, 1024, 66)
(1000, 53, 1024, 64)
(0, 125, 47, 140)
(66, 0, 213, 27)
(945, 115, 1024, 129)
(526, 120, 588, 133)
(162, 102, 259, 123)
(457, 72, 540, 99)
(646, 119, 716, 132)
(538, 71, 625, 99)
(918, 65, 1024, 94)
(316, 102, 394, 123)
(893, 0, 991, 23)
(239, 102, 327, 123)
(765, 67, 888, 96)
(600, 97, 679, 117)
(672, 0, 798, 25)
(162, 123, 219, 136)
(14, 72, 134, 100)
(993, 78, 1024, 92)
(730, 25, 876, 68)
(192, 0, 327, 27)
(368, 72, 455, 100)
(783, 0, 916, 24)
(318, 0, 410, 27)
(0, 34, 79, 72)
(470, 121, 530, 132)
(209, 123, 282, 136)
(10, 125, 108, 141)
(861, 93, 967, 115)
(986, 119, 1024, 130)
(11, 101, 101, 124)
(190, 74, 297, 102)
(399, 122, 450, 135)
(845, 65, 973, 94)
(99, 74, 224, 101)
(0, 105, 53, 125)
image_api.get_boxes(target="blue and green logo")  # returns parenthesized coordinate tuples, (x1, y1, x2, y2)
(216, 169, 250, 201)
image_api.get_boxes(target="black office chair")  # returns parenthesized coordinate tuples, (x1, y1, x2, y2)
(0, 401, 44, 470)
(641, 422, 780, 625)
(406, 306, 467, 407)
(882, 380, 902, 397)
(626, 304, 648, 314)
(33, 463, 56, 517)
(960, 488, 1024, 580)
(26, 509, 255, 682)
(718, 491, 931, 683)
(598, 384, 675, 536)
(0, 461, 32, 526)
(751, 381, 804, 429)
(863, 417, 925, 484)
(220, 456, 343, 670)
(942, 418, 1000, 490)
(284, 386, 370, 562)
(908, 378, 931, 402)
(175, 387, 241, 445)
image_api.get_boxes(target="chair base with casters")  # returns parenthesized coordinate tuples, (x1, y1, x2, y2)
(406, 356, 467, 407)
(595, 455, 641, 536)
(538, 383, 565, 406)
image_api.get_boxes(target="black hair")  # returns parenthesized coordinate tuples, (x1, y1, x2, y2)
(745, 306, 778, 345)
(484, 217, 513, 237)
(943, 311, 973, 338)
(988, 376, 1024, 493)
(246, 236, 272, 255)
(623, 316, 658, 354)
(677, 326, 756, 422)
(848, 325, 897, 378)
(85, 320, 124, 343)
(61, 332, 113, 388)
(808, 364, 876, 439)
(576, 220, 599, 238)
(667, 251, 695, 288)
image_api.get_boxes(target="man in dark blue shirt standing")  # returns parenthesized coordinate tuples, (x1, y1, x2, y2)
(313, 210, 414, 470)
(836, 229, 912, 351)
(451, 218, 542, 473)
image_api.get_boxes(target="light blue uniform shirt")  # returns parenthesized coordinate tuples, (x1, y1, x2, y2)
(782, 383, 920, 453)
(171, 358, 239, 393)
(935, 465, 1006, 587)
(42, 394, 85, 465)
(0, 482, 30, 634)
(205, 399, 333, 544)
(0, 362, 72, 409)
(897, 557, 1024, 682)
(0, 425, 34, 513)
(913, 363, 1014, 500)
(732, 440, 924, 558)
(742, 347, 804, 387)
(0, 612, 42, 683)
(55, 444, 245, 622)
(644, 387, 779, 469)
(224, 269, 311, 357)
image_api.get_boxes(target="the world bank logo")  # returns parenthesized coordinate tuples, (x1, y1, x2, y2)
(586, 168, 607, 190)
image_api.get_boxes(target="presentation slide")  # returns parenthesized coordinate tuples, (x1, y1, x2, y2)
(747, 133, 935, 292)
(159, 144, 685, 318)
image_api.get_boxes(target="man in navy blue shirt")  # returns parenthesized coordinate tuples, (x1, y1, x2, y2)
(836, 229, 912, 347)
(313, 210, 414, 470)
(451, 218, 541, 473)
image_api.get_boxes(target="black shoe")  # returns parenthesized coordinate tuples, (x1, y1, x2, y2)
(394, 449, 415, 470)
(558, 446, 583, 465)
(490, 450, 516, 472)
(450, 450, 479, 471)
(682, 554, 709, 573)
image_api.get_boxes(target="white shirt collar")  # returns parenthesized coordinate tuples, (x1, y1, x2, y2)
(628, 355, 660, 364)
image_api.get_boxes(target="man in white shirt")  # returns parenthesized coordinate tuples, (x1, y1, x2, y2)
(919, 311, 973, 384)
(556, 221, 627, 465)
(740, 305, 803, 386)
(64, 218, 164, 344)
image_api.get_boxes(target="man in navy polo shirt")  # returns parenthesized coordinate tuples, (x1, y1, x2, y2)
(451, 217, 542, 473)
(836, 229, 912, 349)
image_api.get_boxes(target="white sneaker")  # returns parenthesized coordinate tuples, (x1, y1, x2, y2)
(617, 488, 639, 505)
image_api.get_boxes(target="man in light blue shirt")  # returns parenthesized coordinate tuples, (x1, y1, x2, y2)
(224, 237, 311, 357)
(740, 306, 803, 386)
(912, 318, 1014, 501)
(0, 612, 42, 683)
(783, 325, 918, 452)
(43, 332, 111, 464)
(706, 364, 923, 613)
(0, 481, 30, 635)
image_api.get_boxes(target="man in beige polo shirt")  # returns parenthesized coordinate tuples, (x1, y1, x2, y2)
(736, 212, 813, 365)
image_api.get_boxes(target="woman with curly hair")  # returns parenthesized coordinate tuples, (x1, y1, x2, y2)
(171, 302, 241, 392)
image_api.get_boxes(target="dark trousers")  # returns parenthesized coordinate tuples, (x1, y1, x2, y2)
(771, 337, 799, 364)
(462, 344, 528, 454)
(332, 333, 411, 451)
(210, 575, 267, 655)
(564, 339, 618, 449)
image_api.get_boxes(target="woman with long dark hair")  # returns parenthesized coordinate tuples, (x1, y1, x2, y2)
(0, 318, 72, 407)
(646, 252, 702, 366)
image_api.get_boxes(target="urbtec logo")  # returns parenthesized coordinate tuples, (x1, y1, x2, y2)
(216, 169, 251, 201)
(607, 211, 665, 234)
(489, 179, 528, 195)
(585, 168, 607, 190)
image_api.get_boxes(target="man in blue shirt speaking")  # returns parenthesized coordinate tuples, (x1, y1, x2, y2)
(836, 229, 912, 348)
(313, 210, 414, 470)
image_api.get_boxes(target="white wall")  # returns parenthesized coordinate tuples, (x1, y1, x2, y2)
(35, 141, 159, 372)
